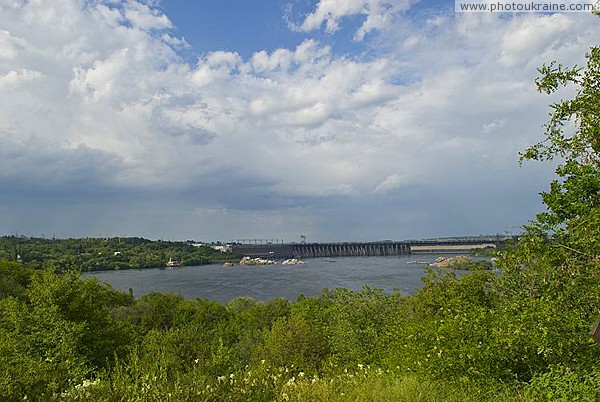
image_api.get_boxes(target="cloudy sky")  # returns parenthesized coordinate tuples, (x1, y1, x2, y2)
(0, 0, 598, 242)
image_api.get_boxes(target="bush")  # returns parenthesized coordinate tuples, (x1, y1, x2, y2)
(525, 365, 600, 402)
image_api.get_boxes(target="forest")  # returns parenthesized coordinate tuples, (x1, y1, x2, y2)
(1, 30, 600, 402)
(0, 236, 236, 271)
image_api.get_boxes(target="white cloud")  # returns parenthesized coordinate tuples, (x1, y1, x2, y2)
(291, 0, 413, 40)
(482, 119, 505, 134)
(0, 69, 42, 87)
(498, 13, 577, 67)
(374, 173, 410, 194)
(1, 0, 599, 239)
(0, 29, 25, 60)
(122, 0, 172, 31)
(248, 49, 294, 73)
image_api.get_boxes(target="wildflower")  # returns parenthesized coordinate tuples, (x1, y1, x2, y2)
(357, 363, 364, 370)
(80, 379, 99, 388)
(194, 358, 199, 364)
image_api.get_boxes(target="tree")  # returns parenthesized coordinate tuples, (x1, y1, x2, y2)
(0, 260, 34, 299)
(521, 46, 600, 246)
(493, 41, 600, 380)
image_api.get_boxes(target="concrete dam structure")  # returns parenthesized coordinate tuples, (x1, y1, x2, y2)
(231, 241, 411, 259)
(230, 236, 508, 259)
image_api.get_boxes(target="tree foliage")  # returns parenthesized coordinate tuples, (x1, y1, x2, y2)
(0, 236, 236, 271)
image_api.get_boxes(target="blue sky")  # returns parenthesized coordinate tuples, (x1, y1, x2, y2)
(159, 0, 396, 56)
(160, 0, 299, 58)
(159, 0, 455, 59)
(0, 0, 598, 242)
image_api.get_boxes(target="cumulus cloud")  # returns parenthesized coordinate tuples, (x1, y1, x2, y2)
(1, 0, 599, 239)
(290, 0, 414, 40)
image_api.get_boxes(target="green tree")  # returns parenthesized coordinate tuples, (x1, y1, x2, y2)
(495, 42, 600, 381)
(521, 46, 600, 240)
(0, 260, 34, 299)
(0, 269, 135, 400)
(264, 314, 328, 371)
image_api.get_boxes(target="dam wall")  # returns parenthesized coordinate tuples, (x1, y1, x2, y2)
(231, 242, 411, 259)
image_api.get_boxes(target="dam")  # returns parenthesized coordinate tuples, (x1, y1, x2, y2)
(231, 242, 410, 259)
(230, 236, 507, 259)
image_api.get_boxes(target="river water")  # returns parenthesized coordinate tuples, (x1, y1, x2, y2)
(83, 254, 475, 304)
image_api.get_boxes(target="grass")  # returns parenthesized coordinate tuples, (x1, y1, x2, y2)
(283, 372, 524, 402)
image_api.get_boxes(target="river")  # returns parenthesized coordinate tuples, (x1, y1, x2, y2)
(83, 254, 479, 304)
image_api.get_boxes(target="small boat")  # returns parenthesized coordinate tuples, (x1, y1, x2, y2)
(166, 258, 181, 268)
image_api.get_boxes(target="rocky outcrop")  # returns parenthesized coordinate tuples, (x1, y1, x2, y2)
(431, 255, 473, 269)
(282, 258, 305, 265)
(238, 256, 276, 266)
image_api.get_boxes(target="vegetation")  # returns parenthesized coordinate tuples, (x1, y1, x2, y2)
(0, 236, 237, 271)
(1, 257, 598, 401)
(469, 246, 498, 257)
(1, 26, 600, 402)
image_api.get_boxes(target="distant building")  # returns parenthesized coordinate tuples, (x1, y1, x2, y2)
(210, 244, 232, 253)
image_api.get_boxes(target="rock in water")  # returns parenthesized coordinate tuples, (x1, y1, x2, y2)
(431, 255, 472, 269)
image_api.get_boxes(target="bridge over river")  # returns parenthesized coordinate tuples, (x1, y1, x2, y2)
(230, 236, 509, 259)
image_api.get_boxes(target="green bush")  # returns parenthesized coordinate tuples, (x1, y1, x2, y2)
(525, 365, 600, 402)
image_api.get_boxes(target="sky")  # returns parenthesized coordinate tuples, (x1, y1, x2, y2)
(0, 0, 598, 242)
